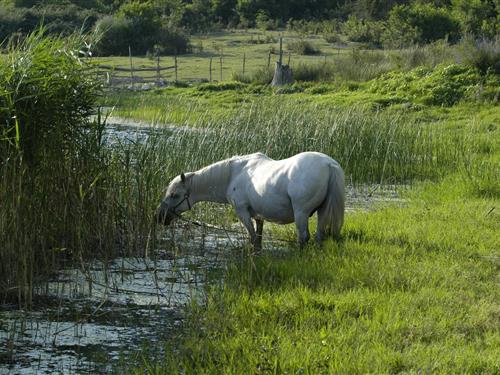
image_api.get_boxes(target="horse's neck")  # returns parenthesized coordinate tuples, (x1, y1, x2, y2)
(190, 160, 231, 204)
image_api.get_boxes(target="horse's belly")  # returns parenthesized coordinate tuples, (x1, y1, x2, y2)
(249, 197, 294, 224)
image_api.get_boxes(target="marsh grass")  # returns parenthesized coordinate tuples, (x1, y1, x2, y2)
(106, 94, 464, 185)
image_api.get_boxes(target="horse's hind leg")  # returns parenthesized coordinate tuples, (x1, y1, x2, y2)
(316, 206, 327, 243)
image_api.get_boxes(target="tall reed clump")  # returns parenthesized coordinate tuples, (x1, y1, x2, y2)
(0, 30, 165, 306)
(154, 99, 462, 185)
(0, 29, 101, 304)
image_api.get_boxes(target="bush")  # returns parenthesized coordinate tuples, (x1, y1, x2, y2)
(342, 15, 384, 46)
(93, 15, 131, 56)
(94, 15, 190, 56)
(323, 33, 342, 44)
(293, 62, 333, 82)
(197, 81, 245, 92)
(452, 0, 499, 39)
(0, 29, 100, 162)
(458, 36, 500, 75)
(232, 66, 273, 85)
(388, 40, 456, 70)
(0, 5, 26, 42)
(383, 4, 460, 48)
(369, 64, 496, 106)
(255, 10, 278, 31)
(287, 39, 321, 55)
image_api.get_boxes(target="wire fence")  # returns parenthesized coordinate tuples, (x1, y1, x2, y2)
(97, 38, 340, 89)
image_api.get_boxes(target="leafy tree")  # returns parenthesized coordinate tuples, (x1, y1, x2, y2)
(383, 3, 460, 48)
(342, 14, 385, 45)
(212, 0, 238, 25)
(182, 0, 212, 32)
(452, 0, 499, 38)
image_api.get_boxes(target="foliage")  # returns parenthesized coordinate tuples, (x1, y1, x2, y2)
(383, 3, 461, 48)
(458, 36, 500, 75)
(93, 3, 191, 56)
(287, 39, 321, 55)
(0, 2, 99, 41)
(370, 64, 499, 106)
(255, 9, 277, 31)
(1, 0, 498, 55)
(0, 29, 99, 162)
(292, 62, 333, 82)
(452, 0, 500, 39)
(342, 15, 384, 46)
(0, 29, 105, 303)
(93, 15, 131, 56)
(231, 66, 273, 84)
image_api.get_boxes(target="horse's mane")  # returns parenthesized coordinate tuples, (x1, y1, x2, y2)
(191, 153, 269, 196)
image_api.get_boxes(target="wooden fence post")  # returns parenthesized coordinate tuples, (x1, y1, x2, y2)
(287, 52, 291, 66)
(242, 53, 246, 75)
(156, 53, 161, 84)
(220, 49, 223, 81)
(209, 57, 212, 82)
(128, 46, 134, 88)
(279, 37, 283, 66)
(174, 55, 178, 82)
(267, 50, 271, 68)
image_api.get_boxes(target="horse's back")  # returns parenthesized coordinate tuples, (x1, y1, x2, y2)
(228, 152, 339, 223)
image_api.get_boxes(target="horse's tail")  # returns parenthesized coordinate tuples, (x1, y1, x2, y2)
(322, 161, 345, 239)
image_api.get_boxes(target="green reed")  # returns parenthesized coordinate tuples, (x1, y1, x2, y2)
(148, 99, 461, 185)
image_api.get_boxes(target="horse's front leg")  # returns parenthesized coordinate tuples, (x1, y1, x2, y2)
(235, 206, 259, 251)
(255, 218, 264, 252)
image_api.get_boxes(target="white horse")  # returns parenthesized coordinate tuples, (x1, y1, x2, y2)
(157, 152, 345, 249)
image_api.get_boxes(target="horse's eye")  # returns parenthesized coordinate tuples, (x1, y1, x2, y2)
(171, 193, 179, 199)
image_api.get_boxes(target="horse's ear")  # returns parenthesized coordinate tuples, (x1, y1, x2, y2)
(180, 173, 186, 183)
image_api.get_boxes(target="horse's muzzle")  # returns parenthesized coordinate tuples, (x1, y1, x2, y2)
(156, 206, 175, 226)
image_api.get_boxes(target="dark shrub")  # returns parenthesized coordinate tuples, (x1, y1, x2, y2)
(383, 4, 460, 48)
(459, 37, 500, 75)
(287, 39, 321, 55)
(94, 16, 134, 56)
(342, 15, 384, 46)
(93, 13, 190, 56)
(232, 66, 273, 85)
(0, 5, 26, 42)
(293, 62, 333, 82)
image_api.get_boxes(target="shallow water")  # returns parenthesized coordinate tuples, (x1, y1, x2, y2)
(0, 229, 242, 374)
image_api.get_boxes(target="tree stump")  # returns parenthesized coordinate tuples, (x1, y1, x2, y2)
(271, 61, 294, 86)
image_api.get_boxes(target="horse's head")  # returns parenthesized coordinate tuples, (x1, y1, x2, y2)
(157, 172, 193, 225)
